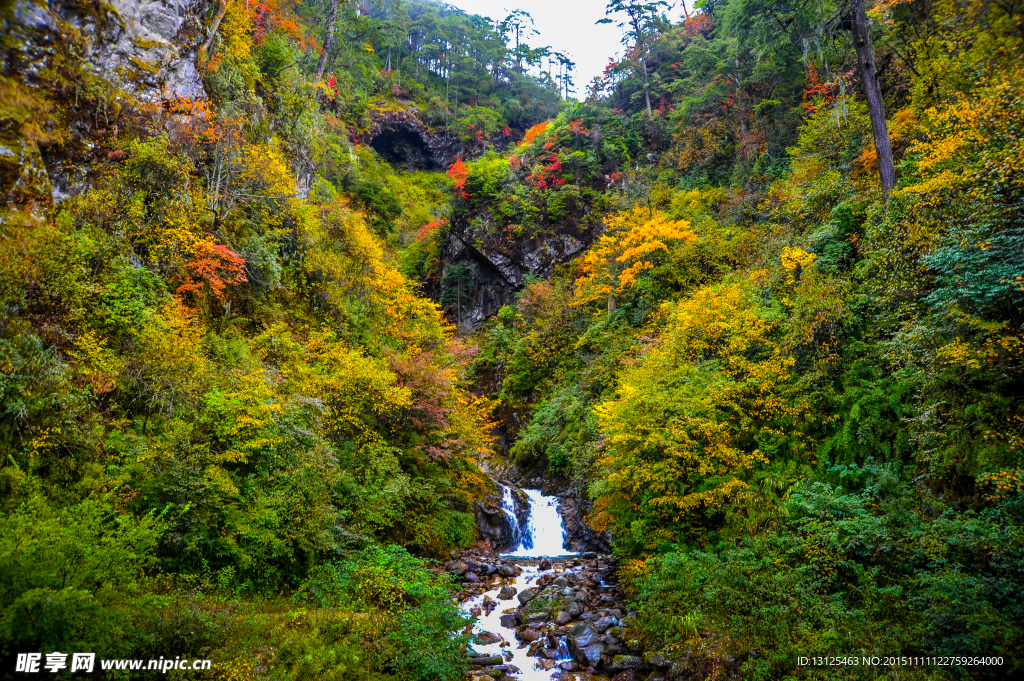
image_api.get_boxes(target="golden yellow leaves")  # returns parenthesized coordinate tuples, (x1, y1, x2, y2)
(575, 206, 697, 309)
(302, 198, 448, 346)
(593, 279, 802, 546)
(901, 60, 1024, 201)
(780, 246, 817, 286)
(221, 0, 255, 62)
(68, 330, 124, 395)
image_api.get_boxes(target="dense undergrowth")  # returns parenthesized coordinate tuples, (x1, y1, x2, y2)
(2, 0, 1024, 679)
(0, 0, 571, 678)
(460, 0, 1024, 679)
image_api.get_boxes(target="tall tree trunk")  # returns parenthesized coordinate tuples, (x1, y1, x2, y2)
(640, 54, 652, 119)
(315, 0, 340, 81)
(607, 292, 616, 318)
(200, 0, 230, 57)
(851, 0, 896, 196)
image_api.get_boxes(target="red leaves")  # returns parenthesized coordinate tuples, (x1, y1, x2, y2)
(416, 217, 445, 242)
(802, 70, 840, 114)
(447, 159, 471, 198)
(569, 118, 589, 136)
(521, 121, 549, 146)
(177, 241, 248, 302)
(682, 13, 713, 37)
(527, 153, 565, 189)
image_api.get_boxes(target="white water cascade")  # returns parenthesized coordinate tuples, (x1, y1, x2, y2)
(461, 565, 574, 681)
(504, 489, 576, 558)
(499, 484, 523, 549)
(460, 486, 581, 680)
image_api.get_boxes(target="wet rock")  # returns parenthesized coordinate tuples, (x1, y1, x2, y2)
(539, 559, 552, 570)
(516, 588, 537, 605)
(609, 655, 650, 672)
(498, 564, 517, 577)
(518, 628, 541, 643)
(611, 672, 642, 681)
(525, 612, 550, 625)
(497, 586, 517, 600)
(499, 613, 517, 628)
(559, 661, 579, 671)
(667, 662, 689, 679)
(477, 631, 502, 644)
(567, 602, 584, 618)
(594, 616, 614, 633)
(446, 560, 468, 575)
(464, 572, 480, 583)
(554, 610, 573, 626)
(644, 652, 670, 668)
(645, 674, 666, 681)
(467, 655, 503, 666)
(569, 622, 606, 667)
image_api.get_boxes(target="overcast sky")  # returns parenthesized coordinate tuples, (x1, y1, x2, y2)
(446, 0, 632, 97)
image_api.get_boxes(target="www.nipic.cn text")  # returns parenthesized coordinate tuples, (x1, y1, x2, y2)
(15, 653, 213, 674)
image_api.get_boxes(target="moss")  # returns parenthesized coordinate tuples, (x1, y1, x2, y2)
(132, 37, 166, 51)
(129, 56, 160, 75)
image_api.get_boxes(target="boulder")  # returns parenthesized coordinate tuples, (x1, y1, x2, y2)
(498, 564, 516, 577)
(497, 586, 517, 600)
(554, 610, 573, 626)
(567, 602, 584, 618)
(612, 672, 641, 681)
(518, 628, 541, 643)
(525, 612, 550, 625)
(539, 559, 552, 570)
(569, 622, 605, 667)
(643, 652, 671, 669)
(594, 616, 614, 633)
(609, 655, 650, 672)
(477, 631, 502, 644)
(464, 572, 480, 583)
(516, 588, 537, 605)
(499, 613, 517, 628)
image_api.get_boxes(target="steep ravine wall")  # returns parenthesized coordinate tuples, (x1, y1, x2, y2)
(3, 0, 210, 204)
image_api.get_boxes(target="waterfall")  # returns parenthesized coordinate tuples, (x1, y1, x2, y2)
(504, 488, 576, 557)
(499, 484, 522, 548)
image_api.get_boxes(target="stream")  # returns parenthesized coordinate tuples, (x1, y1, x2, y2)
(456, 486, 625, 681)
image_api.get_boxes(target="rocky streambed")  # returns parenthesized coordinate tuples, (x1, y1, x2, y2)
(448, 553, 682, 681)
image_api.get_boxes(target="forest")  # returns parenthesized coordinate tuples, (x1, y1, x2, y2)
(0, 0, 1022, 679)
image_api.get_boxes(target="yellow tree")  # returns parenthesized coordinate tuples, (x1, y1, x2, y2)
(575, 206, 697, 316)
(592, 280, 808, 551)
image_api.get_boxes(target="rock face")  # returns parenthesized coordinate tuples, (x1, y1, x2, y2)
(472, 484, 529, 551)
(559, 496, 614, 554)
(359, 106, 498, 172)
(437, 219, 598, 331)
(3, 0, 210, 204)
(10, 0, 208, 103)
